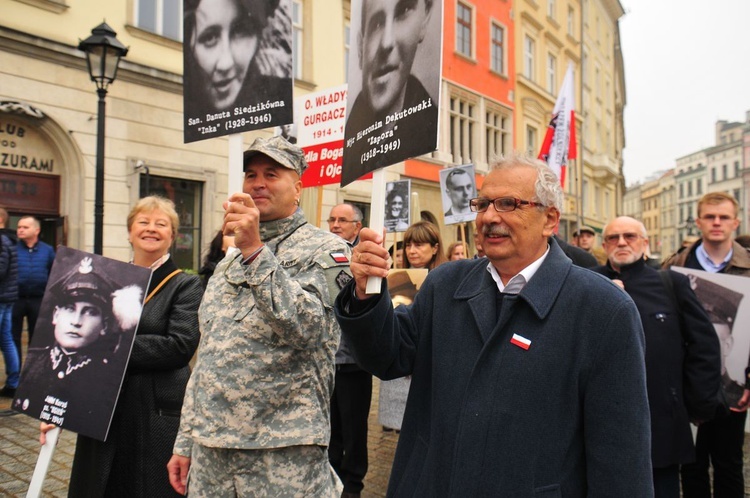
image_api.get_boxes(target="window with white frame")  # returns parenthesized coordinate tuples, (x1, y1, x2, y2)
(486, 107, 511, 160)
(293, 0, 304, 79)
(595, 66, 600, 99)
(546, 53, 557, 94)
(605, 190, 610, 219)
(547, 0, 556, 20)
(450, 96, 477, 164)
(456, 2, 472, 57)
(567, 7, 575, 36)
(490, 22, 504, 74)
(582, 179, 589, 212)
(526, 125, 537, 156)
(524, 36, 535, 81)
(595, 186, 601, 214)
(136, 0, 182, 40)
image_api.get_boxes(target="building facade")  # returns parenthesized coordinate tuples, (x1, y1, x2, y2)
(2, 0, 628, 265)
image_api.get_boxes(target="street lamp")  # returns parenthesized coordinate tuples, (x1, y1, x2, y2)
(685, 215, 696, 236)
(78, 22, 128, 255)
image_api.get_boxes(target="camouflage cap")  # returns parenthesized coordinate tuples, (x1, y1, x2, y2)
(243, 136, 308, 177)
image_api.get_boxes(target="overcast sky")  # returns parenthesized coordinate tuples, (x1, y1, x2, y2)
(619, 0, 750, 186)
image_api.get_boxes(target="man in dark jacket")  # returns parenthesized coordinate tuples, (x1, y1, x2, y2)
(0, 207, 19, 397)
(13, 215, 55, 366)
(327, 203, 371, 498)
(663, 192, 750, 497)
(335, 155, 653, 496)
(594, 216, 721, 497)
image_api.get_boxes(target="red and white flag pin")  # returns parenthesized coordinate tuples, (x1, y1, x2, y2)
(510, 333, 531, 350)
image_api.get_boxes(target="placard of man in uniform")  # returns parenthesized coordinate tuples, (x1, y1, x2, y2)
(12, 247, 149, 441)
(341, 0, 443, 186)
(440, 165, 477, 225)
(686, 273, 746, 407)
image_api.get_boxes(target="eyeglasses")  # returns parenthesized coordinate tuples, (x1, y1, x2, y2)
(698, 214, 735, 223)
(327, 218, 359, 224)
(604, 232, 642, 245)
(469, 197, 544, 213)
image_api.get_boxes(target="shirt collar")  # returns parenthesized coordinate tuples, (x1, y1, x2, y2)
(696, 241, 732, 273)
(486, 245, 550, 293)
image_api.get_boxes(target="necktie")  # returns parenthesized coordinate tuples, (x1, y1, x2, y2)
(503, 276, 526, 295)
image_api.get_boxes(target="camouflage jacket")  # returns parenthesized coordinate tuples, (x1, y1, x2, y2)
(174, 209, 352, 455)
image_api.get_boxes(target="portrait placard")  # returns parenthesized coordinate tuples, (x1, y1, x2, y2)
(439, 164, 477, 225)
(671, 268, 750, 409)
(384, 180, 411, 233)
(13, 247, 151, 441)
(341, 0, 443, 186)
(183, 0, 294, 143)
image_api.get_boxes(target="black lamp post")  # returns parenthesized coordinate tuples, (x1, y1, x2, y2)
(78, 22, 128, 255)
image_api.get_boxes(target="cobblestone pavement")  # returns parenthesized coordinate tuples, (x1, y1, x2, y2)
(0, 378, 397, 497)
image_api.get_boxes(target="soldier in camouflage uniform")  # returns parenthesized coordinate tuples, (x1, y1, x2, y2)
(168, 136, 351, 497)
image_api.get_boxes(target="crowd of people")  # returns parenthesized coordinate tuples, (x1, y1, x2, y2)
(3, 137, 750, 497)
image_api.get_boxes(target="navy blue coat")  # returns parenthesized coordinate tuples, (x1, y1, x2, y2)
(335, 241, 653, 496)
(16, 240, 55, 298)
(593, 258, 721, 468)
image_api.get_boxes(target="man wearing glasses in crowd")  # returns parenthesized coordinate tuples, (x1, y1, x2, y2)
(335, 155, 653, 494)
(594, 216, 721, 498)
(326, 203, 371, 498)
(328, 203, 364, 247)
(663, 191, 750, 497)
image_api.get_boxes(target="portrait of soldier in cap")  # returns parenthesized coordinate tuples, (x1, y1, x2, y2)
(688, 273, 746, 407)
(13, 248, 147, 441)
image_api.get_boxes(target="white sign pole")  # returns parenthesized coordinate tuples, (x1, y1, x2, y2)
(26, 426, 60, 498)
(228, 134, 244, 195)
(366, 169, 387, 294)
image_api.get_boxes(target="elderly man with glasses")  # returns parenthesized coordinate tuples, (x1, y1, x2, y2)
(326, 202, 370, 498)
(327, 203, 363, 247)
(334, 154, 653, 495)
(594, 216, 722, 498)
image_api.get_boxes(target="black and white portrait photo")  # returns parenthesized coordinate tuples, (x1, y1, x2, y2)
(384, 180, 411, 233)
(12, 247, 150, 441)
(341, 0, 443, 186)
(183, 0, 294, 143)
(440, 164, 477, 225)
(275, 122, 298, 144)
(673, 268, 750, 409)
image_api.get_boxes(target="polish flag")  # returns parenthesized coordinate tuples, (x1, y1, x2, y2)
(510, 333, 531, 350)
(538, 63, 577, 186)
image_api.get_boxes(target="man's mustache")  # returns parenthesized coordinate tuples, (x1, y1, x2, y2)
(482, 224, 510, 237)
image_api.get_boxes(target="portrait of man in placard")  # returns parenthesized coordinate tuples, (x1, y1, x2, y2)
(672, 268, 750, 409)
(440, 164, 477, 225)
(341, 0, 443, 186)
(13, 247, 150, 441)
(384, 180, 411, 233)
(183, 0, 294, 143)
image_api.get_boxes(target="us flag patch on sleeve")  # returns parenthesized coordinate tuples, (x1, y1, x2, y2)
(330, 251, 349, 264)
